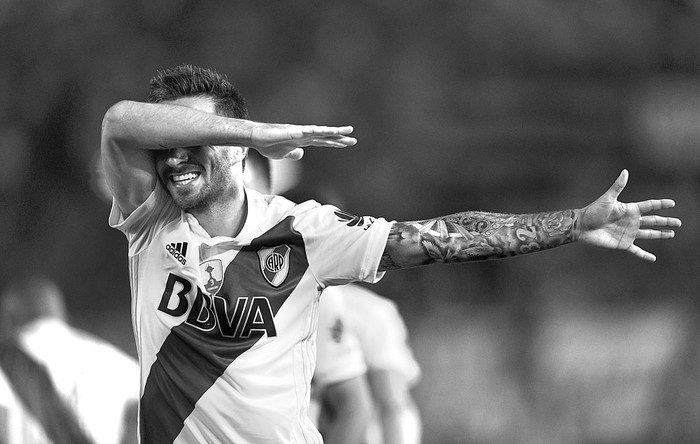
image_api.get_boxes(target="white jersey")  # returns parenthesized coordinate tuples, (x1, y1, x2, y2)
(313, 288, 367, 390)
(0, 366, 52, 444)
(339, 284, 421, 385)
(331, 284, 421, 444)
(308, 287, 368, 425)
(109, 185, 391, 444)
(20, 318, 140, 444)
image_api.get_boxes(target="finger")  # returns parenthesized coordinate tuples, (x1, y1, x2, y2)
(302, 125, 354, 136)
(636, 229, 675, 240)
(283, 148, 304, 160)
(636, 199, 676, 213)
(627, 244, 656, 262)
(334, 125, 354, 135)
(304, 136, 357, 148)
(605, 169, 629, 199)
(323, 135, 358, 147)
(639, 215, 682, 228)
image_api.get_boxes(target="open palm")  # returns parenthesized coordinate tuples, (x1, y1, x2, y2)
(578, 170, 681, 262)
(250, 124, 357, 160)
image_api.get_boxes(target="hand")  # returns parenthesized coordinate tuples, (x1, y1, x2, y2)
(577, 169, 681, 262)
(250, 123, 357, 160)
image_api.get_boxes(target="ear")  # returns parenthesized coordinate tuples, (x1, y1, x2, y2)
(231, 145, 248, 163)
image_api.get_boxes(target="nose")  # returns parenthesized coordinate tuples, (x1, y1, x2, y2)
(165, 147, 189, 167)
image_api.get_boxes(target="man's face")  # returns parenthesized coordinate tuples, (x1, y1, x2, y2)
(154, 96, 241, 210)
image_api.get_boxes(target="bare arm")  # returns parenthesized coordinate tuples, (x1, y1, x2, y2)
(100, 100, 258, 215)
(318, 376, 373, 444)
(367, 369, 422, 444)
(380, 170, 681, 270)
(119, 400, 138, 444)
(100, 100, 356, 216)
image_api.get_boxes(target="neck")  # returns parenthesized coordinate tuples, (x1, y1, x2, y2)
(191, 186, 248, 238)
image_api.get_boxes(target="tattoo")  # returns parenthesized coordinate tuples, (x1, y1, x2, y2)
(380, 251, 402, 271)
(379, 210, 579, 270)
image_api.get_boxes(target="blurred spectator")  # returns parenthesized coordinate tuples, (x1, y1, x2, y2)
(0, 275, 139, 444)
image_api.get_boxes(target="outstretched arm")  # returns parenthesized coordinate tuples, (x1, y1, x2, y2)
(100, 100, 356, 215)
(379, 170, 681, 271)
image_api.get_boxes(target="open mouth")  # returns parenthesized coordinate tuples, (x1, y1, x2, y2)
(171, 171, 200, 186)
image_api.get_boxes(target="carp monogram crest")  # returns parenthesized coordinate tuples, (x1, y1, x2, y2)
(257, 245, 291, 287)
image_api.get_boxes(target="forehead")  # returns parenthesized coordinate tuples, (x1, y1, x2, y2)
(166, 96, 216, 114)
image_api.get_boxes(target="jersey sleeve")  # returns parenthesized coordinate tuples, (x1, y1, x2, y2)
(109, 183, 181, 256)
(312, 286, 367, 391)
(292, 203, 393, 287)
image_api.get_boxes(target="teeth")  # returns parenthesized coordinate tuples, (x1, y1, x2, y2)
(173, 172, 199, 184)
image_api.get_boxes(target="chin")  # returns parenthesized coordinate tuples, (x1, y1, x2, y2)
(168, 188, 204, 211)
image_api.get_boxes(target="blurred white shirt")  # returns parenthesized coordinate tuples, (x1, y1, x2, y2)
(19, 317, 139, 444)
(0, 366, 52, 444)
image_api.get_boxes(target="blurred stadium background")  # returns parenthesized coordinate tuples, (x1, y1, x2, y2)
(1, 1, 699, 443)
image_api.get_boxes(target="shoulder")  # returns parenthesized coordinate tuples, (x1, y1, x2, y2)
(110, 184, 184, 252)
(251, 192, 343, 233)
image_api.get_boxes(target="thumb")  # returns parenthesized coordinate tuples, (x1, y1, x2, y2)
(605, 169, 629, 200)
(283, 148, 305, 161)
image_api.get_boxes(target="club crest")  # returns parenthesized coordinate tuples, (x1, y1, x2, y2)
(200, 259, 224, 295)
(257, 245, 291, 287)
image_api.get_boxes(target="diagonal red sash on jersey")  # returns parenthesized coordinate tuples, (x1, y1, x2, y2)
(140, 217, 308, 444)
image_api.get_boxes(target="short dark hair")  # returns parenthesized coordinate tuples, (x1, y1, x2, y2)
(147, 64, 248, 119)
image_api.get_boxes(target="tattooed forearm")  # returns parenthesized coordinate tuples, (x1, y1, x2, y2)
(379, 209, 580, 270)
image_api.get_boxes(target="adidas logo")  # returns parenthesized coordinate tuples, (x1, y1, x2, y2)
(334, 209, 373, 231)
(166, 242, 188, 265)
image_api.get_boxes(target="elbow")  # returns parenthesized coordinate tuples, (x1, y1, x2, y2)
(103, 100, 131, 123)
(101, 100, 137, 142)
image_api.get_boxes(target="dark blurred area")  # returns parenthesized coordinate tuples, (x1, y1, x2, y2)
(1, 1, 699, 443)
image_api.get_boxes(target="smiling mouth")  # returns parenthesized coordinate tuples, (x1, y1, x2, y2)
(171, 172, 200, 186)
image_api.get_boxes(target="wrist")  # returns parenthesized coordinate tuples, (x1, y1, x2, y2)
(571, 208, 584, 242)
(242, 120, 259, 147)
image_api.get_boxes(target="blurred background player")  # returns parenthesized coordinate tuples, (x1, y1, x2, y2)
(329, 284, 422, 444)
(0, 275, 140, 444)
(246, 150, 422, 444)
(0, 340, 94, 444)
(312, 285, 374, 444)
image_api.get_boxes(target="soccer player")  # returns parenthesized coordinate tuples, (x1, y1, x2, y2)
(0, 276, 139, 444)
(0, 340, 95, 444)
(329, 284, 422, 444)
(312, 286, 374, 444)
(101, 64, 680, 444)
